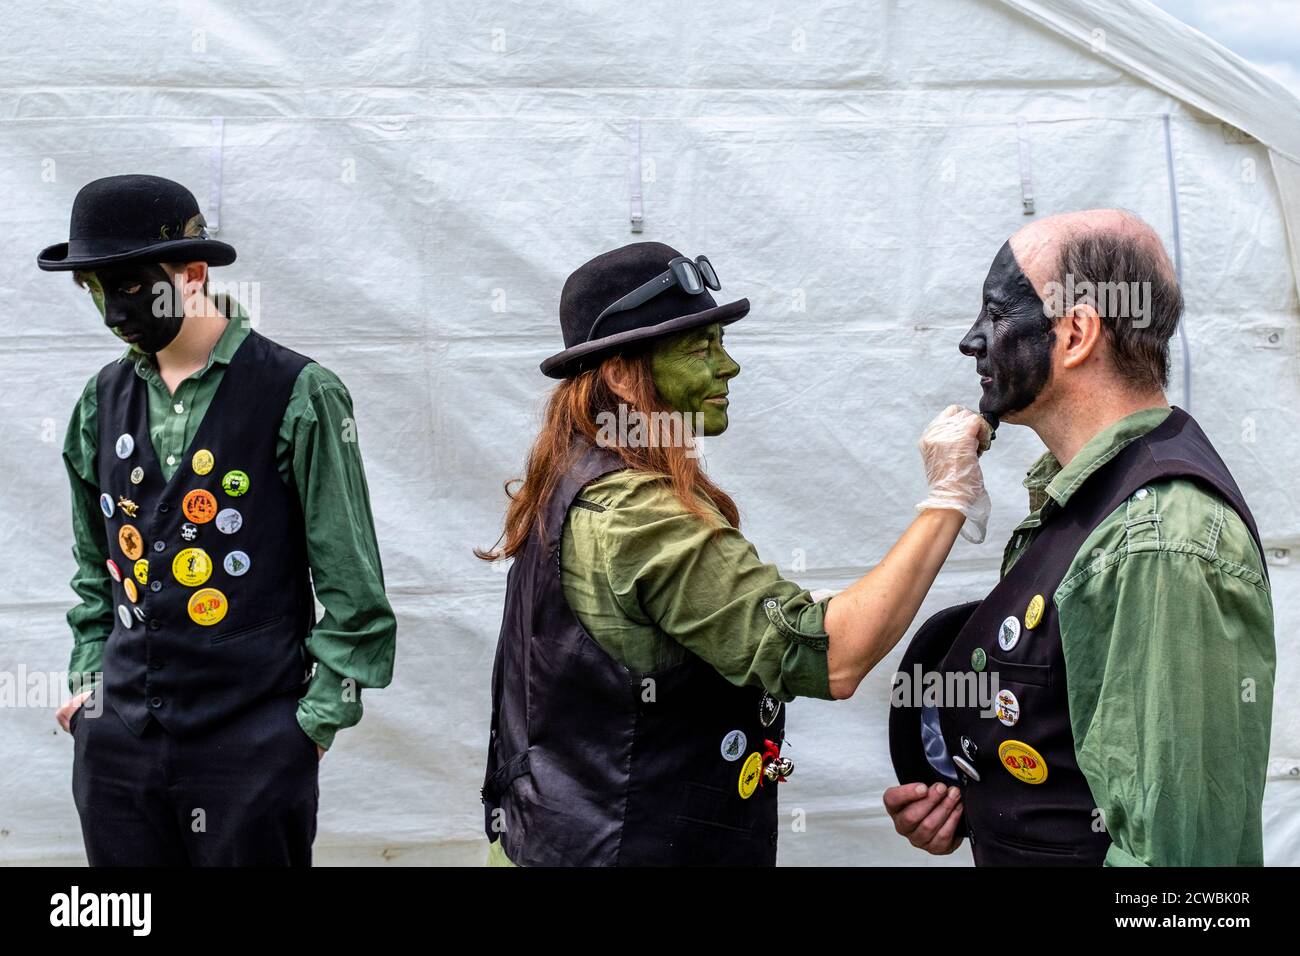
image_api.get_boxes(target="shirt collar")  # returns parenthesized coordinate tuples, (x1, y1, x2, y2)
(1014, 406, 1174, 530)
(126, 295, 251, 385)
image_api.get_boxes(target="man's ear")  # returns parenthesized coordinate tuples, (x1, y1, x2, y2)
(177, 261, 210, 314)
(1060, 303, 1103, 370)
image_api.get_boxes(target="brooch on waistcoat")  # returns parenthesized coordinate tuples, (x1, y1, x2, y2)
(116, 497, 140, 518)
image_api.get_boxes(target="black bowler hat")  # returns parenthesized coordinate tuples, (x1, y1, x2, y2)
(37, 174, 236, 272)
(888, 601, 981, 787)
(540, 241, 749, 379)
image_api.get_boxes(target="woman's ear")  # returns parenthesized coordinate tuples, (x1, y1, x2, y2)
(600, 357, 637, 404)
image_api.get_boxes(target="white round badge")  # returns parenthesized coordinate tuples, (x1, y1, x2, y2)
(99, 493, 115, 518)
(952, 754, 981, 782)
(215, 508, 243, 535)
(720, 729, 747, 762)
(115, 433, 135, 459)
(998, 615, 1022, 652)
(117, 604, 133, 629)
(995, 688, 1021, 727)
(223, 551, 251, 577)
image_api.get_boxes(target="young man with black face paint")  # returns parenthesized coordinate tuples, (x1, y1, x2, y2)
(39, 174, 396, 865)
(885, 209, 1274, 866)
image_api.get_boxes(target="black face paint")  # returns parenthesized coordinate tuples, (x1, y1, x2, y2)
(87, 263, 184, 355)
(958, 240, 1055, 427)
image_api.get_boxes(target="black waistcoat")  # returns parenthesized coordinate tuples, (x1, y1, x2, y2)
(481, 440, 786, 866)
(889, 408, 1264, 865)
(95, 329, 316, 738)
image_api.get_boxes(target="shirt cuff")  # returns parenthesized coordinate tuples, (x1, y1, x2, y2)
(297, 662, 364, 751)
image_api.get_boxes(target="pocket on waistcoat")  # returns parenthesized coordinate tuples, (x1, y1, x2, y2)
(986, 656, 1052, 688)
(210, 614, 285, 646)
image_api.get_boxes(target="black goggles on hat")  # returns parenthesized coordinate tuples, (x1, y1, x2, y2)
(588, 255, 720, 341)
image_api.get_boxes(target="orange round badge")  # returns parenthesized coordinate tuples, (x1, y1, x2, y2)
(123, 578, 138, 603)
(183, 489, 219, 524)
(117, 523, 144, 561)
(187, 587, 228, 626)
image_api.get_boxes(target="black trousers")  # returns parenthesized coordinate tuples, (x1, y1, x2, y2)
(71, 690, 319, 866)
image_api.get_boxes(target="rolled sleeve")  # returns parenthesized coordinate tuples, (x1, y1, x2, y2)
(601, 475, 832, 701)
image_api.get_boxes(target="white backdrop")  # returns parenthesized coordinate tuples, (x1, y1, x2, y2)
(1, 0, 1297, 865)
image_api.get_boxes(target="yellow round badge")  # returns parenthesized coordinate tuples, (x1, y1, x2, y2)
(192, 449, 215, 476)
(183, 489, 218, 524)
(1025, 593, 1046, 630)
(187, 587, 228, 627)
(133, 559, 149, 585)
(123, 578, 138, 603)
(172, 547, 213, 587)
(739, 751, 763, 800)
(117, 523, 144, 561)
(998, 739, 1048, 785)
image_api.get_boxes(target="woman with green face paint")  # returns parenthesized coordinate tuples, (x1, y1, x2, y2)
(478, 242, 991, 867)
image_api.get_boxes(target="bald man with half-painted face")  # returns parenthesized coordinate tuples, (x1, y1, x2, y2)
(884, 210, 1274, 866)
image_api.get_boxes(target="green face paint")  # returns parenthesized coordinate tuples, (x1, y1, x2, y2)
(77, 272, 108, 322)
(649, 322, 739, 436)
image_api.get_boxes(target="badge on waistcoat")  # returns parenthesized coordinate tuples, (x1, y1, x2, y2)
(221, 470, 250, 497)
(721, 730, 747, 762)
(105, 559, 122, 583)
(99, 493, 115, 518)
(183, 489, 218, 524)
(739, 751, 763, 799)
(998, 739, 1048, 785)
(118, 524, 143, 561)
(130, 466, 144, 485)
(971, 647, 987, 672)
(215, 508, 243, 534)
(187, 587, 228, 626)
(133, 559, 149, 585)
(114, 433, 134, 459)
(1024, 594, 1045, 630)
(172, 547, 213, 587)
(997, 615, 1021, 652)
(223, 550, 250, 577)
(995, 688, 1020, 727)
(758, 692, 781, 728)
(123, 578, 138, 603)
(192, 449, 215, 476)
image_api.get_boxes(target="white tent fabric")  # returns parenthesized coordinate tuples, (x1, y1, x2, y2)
(1, 0, 1296, 865)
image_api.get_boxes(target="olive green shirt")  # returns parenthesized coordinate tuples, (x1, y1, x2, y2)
(560, 469, 832, 699)
(61, 308, 396, 750)
(1002, 407, 1274, 866)
(489, 467, 833, 865)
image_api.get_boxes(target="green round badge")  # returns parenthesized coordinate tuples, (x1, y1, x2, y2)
(971, 647, 987, 672)
(221, 470, 250, 497)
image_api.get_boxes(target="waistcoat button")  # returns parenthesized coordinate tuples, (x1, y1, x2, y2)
(150, 581, 162, 592)
(159, 502, 171, 513)
(149, 697, 163, 709)
(153, 540, 165, 552)
(148, 619, 162, 630)
(149, 660, 164, 670)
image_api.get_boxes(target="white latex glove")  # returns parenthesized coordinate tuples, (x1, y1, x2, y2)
(915, 405, 993, 543)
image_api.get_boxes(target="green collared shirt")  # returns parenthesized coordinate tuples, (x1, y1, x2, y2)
(560, 469, 832, 700)
(62, 306, 396, 750)
(1002, 407, 1274, 866)
(487, 466, 833, 866)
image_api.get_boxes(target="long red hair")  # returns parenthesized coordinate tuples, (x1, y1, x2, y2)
(476, 350, 740, 560)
